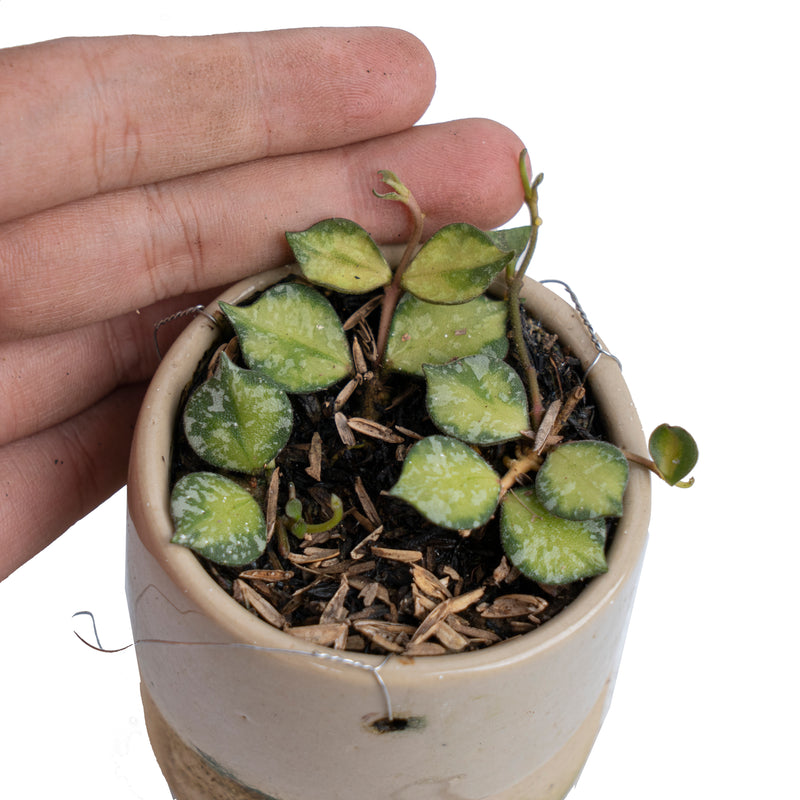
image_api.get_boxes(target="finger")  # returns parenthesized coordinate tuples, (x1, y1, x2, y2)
(0, 27, 436, 222)
(0, 290, 217, 447)
(1, 118, 526, 339)
(0, 383, 145, 581)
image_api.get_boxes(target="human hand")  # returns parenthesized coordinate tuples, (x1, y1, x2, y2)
(0, 27, 525, 579)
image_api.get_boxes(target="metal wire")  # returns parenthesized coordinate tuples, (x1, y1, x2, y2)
(152, 304, 218, 360)
(540, 279, 622, 377)
(73, 611, 396, 720)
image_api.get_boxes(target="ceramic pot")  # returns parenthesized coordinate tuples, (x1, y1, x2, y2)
(126, 263, 651, 800)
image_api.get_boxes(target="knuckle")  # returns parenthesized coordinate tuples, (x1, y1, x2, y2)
(139, 182, 207, 300)
(77, 40, 145, 192)
(99, 312, 153, 389)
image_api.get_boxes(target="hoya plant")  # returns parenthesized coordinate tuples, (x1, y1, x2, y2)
(169, 155, 697, 628)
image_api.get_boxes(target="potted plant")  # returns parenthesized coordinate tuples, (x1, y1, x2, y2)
(126, 155, 696, 800)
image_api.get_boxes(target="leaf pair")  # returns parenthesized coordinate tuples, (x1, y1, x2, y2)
(386, 355, 529, 531)
(503, 441, 628, 582)
(182, 283, 354, 479)
(288, 218, 517, 304)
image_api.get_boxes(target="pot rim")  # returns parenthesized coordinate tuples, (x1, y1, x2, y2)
(128, 260, 651, 676)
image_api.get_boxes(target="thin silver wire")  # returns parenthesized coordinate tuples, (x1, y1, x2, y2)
(153, 305, 218, 360)
(540, 279, 622, 377)
(72, 612, 395, 720)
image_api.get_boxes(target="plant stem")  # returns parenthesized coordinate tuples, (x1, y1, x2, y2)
(509, 280, 545, 427)
(375, 193, 426, 365)
(360, 173, 426, 419)
(622, 448, 666, 478)
(508, 152, 545, 428)
(499, 448, 544, 497)
(371, 171, 427, 366)
(622, 449, 695, 487)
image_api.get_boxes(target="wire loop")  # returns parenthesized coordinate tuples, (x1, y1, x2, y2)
(540, 279, 622, 378)
(153, 304, 218, 360)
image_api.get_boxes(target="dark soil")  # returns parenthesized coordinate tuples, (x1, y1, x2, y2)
(170, 279, 614, 656)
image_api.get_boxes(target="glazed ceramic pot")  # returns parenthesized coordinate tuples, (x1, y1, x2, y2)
(126, 261, 651, 800)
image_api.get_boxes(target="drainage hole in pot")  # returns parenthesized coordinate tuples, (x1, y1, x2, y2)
(368, 716, 426, 734)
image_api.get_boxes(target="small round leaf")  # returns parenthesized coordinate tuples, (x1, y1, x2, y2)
(424, 355, 529, 444)
(221, 283, 353, 393)
(649, 424, 699, 486)
(385, 293, 508, 376)
(500, 487, 608, 585)
(183, 355, 292, 475)
(387, 435, 501, 530)
(170, 472, 267, 566)
(535, 441, 629, 520)
(401, 223, 515, 304)
(286, 218, 392, 294)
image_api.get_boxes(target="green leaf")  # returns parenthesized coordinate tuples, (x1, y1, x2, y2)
(286, 218, 392, 294)
(170, 472, 267, 566)
(649, 424, 699, 486)
(401, 222, 515, 304)
(387, 435, 501, 530)
(183, 354, 292, 474)
(424, 355, 529, 445)
(500, 487, 608, 585)
(486, 225, 532, 257)
(384, 293, 508, 376)
(220, 283, 353, 393)
(535, 441, 629, 520)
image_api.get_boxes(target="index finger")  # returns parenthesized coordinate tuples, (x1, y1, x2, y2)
(0, 27, 435, 222)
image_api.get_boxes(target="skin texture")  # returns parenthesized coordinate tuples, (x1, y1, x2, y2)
(0, 27, 526, 580)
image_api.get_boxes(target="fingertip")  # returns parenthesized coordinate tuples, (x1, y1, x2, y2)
(378, 27, 437, 121)
(370, 118, 528, 235)
(332, 26, 437, 129)
(442, 117, 528, 230)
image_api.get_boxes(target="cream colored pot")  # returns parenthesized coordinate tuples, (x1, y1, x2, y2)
(126, 264, 651, 800)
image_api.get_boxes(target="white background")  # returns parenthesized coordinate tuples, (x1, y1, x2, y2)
(1, 1, 797, 797)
